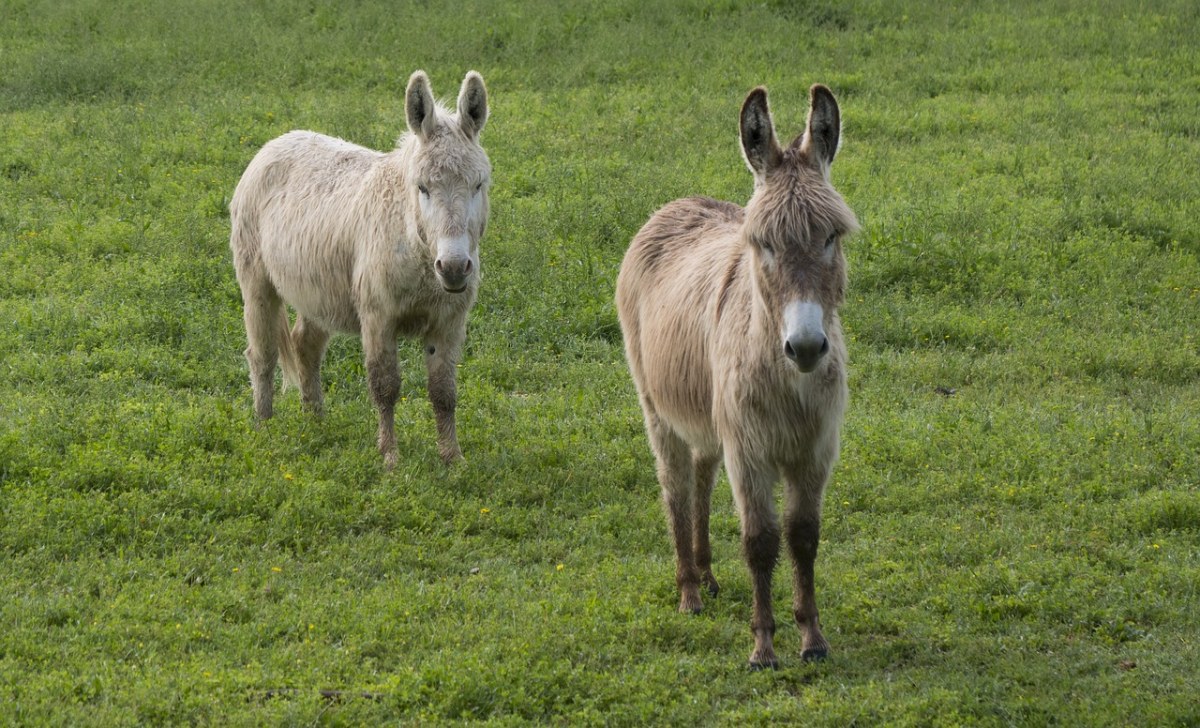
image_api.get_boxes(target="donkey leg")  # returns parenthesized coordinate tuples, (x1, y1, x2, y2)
(727, 452, 781, 669)
(693, 452, 722, 598)
(785, 464, 832, 661)
(646, 415, 704, 614)
(241, 285, 282, 420)
(424, 323, 466, 464)
(362, 318, 400, 468)
(292, 316, 331, 415)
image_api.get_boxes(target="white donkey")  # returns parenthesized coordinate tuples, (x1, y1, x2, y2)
(230, 70, 490, 467)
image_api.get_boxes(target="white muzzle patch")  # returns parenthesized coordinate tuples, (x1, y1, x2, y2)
(435, 234, 473, 292)
(782, 300, 828, 372)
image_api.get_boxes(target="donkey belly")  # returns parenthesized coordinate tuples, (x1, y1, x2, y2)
(629, 297, 721, 454)
(258, 223, 362, 334)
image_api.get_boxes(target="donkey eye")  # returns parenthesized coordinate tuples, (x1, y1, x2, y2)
(474, 182, 483, 193)
(825, 234, 837, 250)
(418, 184, 430, 196)
(760, 240, 774, 255)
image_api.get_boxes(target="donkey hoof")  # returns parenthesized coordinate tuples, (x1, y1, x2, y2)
(704, 577, 720, 598)
(748, 645, 779, 670)
(748, 657, 780, 671)
(678, 592, 704, 615)
(801, 647, 828, 662)
(439, 444, 464, 465)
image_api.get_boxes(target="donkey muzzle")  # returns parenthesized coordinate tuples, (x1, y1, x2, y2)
(435, 255, 473, 293)
(782, 300, 828, 373)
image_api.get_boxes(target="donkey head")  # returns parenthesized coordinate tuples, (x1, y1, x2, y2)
(739, 84, 858, 372)
(405, 70, 491, 293)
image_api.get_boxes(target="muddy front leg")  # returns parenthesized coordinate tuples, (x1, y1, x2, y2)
(363, 319, 400, 468)
(728, 451, 781, 670)
(785, 459, 833, 661)
(424, 324, 465, 464)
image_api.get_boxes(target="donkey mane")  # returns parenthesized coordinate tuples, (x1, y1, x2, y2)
(746, 147, 858, 247)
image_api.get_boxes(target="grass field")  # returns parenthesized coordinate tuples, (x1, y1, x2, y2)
(2, 0, 1199, 724)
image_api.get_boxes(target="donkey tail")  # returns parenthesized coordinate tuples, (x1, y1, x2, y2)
(276, 308, 301, 392)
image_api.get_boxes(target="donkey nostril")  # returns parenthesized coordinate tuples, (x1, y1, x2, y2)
(784, 335, 828, 368)
(435, 259, 444, 272)
(463, 259, 473, 275)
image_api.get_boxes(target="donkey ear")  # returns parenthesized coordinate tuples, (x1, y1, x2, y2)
(801, 84, 841, 171)
(406, 70, 437, 140)
(740, 87, 782, 178)
(457, 71, 488, 139)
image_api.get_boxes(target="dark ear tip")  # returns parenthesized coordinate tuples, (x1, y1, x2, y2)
(463, 70, 485, 89)
(810, 84, 837, 105)
(470, 76, 488, 99)
(408, 70, 430, 92)
(741, 87, 771, 124)
(744, 86, 769, 106)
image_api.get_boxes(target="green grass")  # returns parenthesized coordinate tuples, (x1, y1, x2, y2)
(2, 0, 1199, 723)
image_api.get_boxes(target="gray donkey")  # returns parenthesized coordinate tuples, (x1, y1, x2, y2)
(616, 84, 858, 668)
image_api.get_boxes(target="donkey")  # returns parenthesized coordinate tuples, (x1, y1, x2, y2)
(230, 70, 490, 467)
(616, 84, 858, 668)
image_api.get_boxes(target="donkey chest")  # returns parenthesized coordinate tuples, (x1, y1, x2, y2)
(392, 308, 434, 338)
(384, 280, 474, 339)
(357, 250, 454, 323)
(715, 361, 845, 448)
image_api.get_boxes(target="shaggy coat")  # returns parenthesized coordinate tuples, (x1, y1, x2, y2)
(616, 84, 858, 668)
(230, 70, 490, 466)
